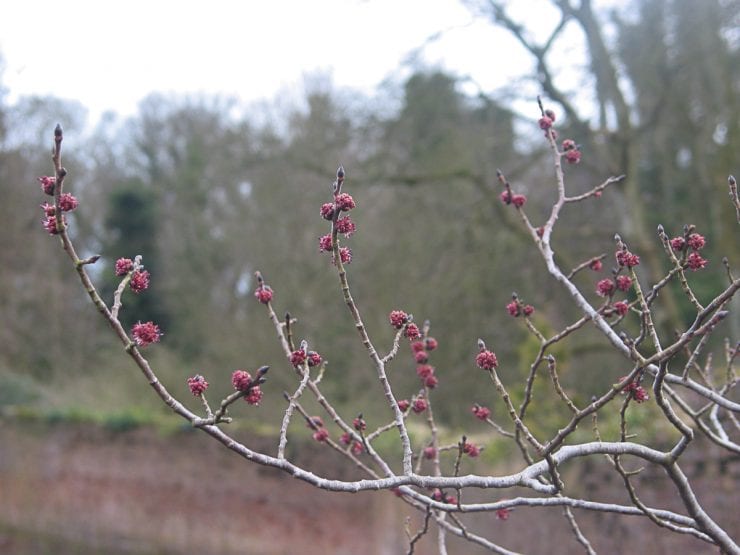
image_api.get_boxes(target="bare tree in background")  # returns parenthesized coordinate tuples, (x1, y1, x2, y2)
(36, 84, 739, 553)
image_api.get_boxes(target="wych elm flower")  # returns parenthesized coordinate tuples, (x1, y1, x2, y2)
(187, 374, 209, 396)
(131, 321, 162, 347)
(499, 190, 512, 205)
(616, 249, 640, 267)
(232, 369, 254, 392)
(320, 202, 335, 220)
(687, 233, 706, 250)
(43, 214, 65, 235)
(389, 310, 409, 329)
(632, 387, 649, 403)
(496, 508, 511, 521)
(307, 416, 324, 429)
(353, 416, 367, 431)
(115, 258, 134, 276)
(589, 259, 603, 272)
(471, 404, 491, 420)
(686, 252, 708, 271)
(334, 193, 356, 211)
(38, 176, 56, 195)
(511, 194, 527, 208)
(538, 116, 553, 130)
(319, 234, 333, 252)
(245, 386, 263, 405)
(620, 377, 650, 403)
(59, 192, 78, 212)
(335, 216, 356, 237)
(340, 432, 352, 446)
(40, 202, 56, 217)
(476, 350, 498, 371)
(423, 446, 437, 460)
(561, 139, 577, 151)
(506, 301, 520, 317)
(670, 237, 686, 251)
(462, 441, 481, 458)
(351, 441, 363, 455)
(312, 428, 329, 442)
(411, 341, 425, 353)
(414, 351, 429, 364)
(424, 374, 439, 388)
(416, 364, 435, 379)
(307, 351, 322, 367)
(290, 350, 307, 367)
(424, 337, 438, 351)
(412, 397, 428, 414)
(397, 399, 410, 412)
(129, 269, 150, 293)
(254, 285, 273, 304)
(523, 304, 535, 317)
(404, 323, 421, 339)
(338, 247, 352, 264)
(596, 278, 615, 297)
(616, 275, 633, 292)
(565, 149, 581, 164)
(613, 301, 629, 316)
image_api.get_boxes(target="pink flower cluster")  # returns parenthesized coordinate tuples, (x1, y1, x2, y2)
(476, 349, 498, 371)
(37, 177, 79, 235)
(471, 404, 491, 421)
(187, 374, 209, 396)
(254, 284, 273, 304)
(621, 377, 650, 403)
(318, 180, 356, 265)
(231, 369, 264, 405)
(670, 232, 708, 271)
(616, 249, 640, 268)
(506, 297, 534, 318)
(410, 331, 440, 389)
(462, 440, 481, 458)
(131, 321, 162, 347)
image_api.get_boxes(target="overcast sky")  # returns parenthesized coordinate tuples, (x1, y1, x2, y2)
(1, 0, 576, 124)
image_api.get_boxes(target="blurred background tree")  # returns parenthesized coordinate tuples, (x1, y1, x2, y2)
(0, 0, 737, 433)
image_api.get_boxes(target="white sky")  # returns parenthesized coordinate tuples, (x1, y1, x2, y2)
(0, 0, 573, 124)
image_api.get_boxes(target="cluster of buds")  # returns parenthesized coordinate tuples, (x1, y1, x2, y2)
(253, 271, 274, 304)
(232, 368, 267, 405)
(38, 176, 79, 235)
(461, 438, 482, 458)
(431, 488, 456, 504)
(670, 228, 708, 271)
(538, 104, 582, 164)
(497, 169, 527, 208)
(307, 415, 329, 442)
(409, 322, 440, 389)
(131, 321, 162, 347)
(471, 404, 491, 421)
(290, 339, 323, 369)
(411, 395, 428, 414)
(318, 166, 354, 265)
(561, 138, 581, 164)
(114, 257, 151, 294)
(187, 374, 209, 396)
(339, 431, 364, 454)
(616, 247, 641, 268)
(476, 339, 498, 371)
(506, 293, 534, 318)
(620, 377, 650, 403)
